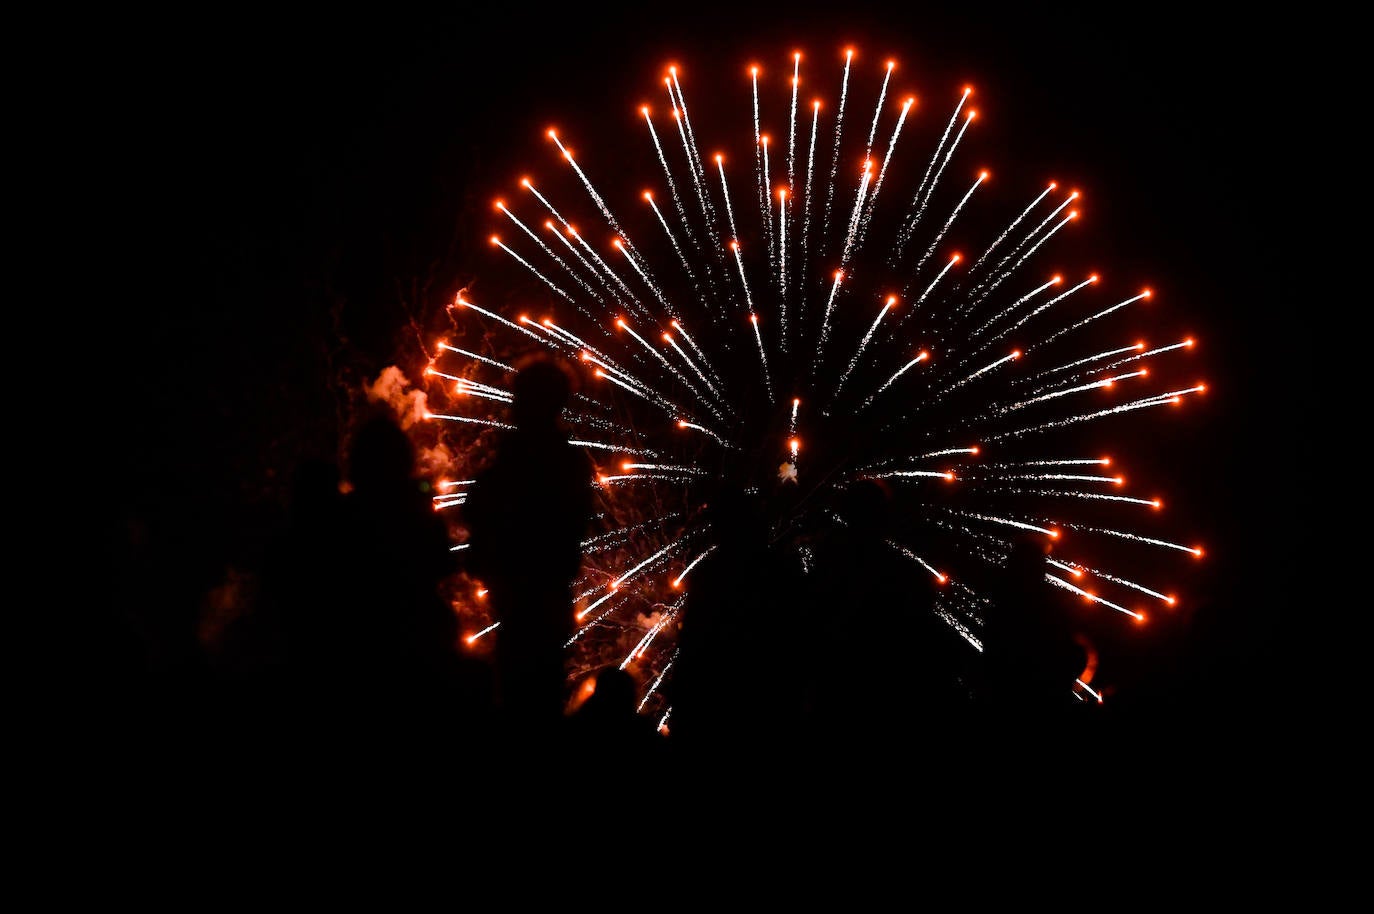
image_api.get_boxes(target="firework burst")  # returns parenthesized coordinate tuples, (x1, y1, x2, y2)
(420, 45, 1207, 721)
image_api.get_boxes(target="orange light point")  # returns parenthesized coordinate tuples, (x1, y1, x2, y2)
(979, 169, 989, 180)
(546, 128, 557, 140)
(750, 314, 759, 324)
(494, 199, 505, 211)
(967, 109, 977, 120)
(1088, 273, 1099, 283)
(520, 177, 531, 188)
(1185, 338, 1196, 347)
(662, 333, 672, 343)
(1052, 274, 1063, 284)
(1048, 529, 1061, 539)
(489, 235, 500, 245)
(640, 105, 649, 116)
(1152, 499, 1163, 510)
(1142, 288, 1153, 298)
(793, 397, 801, 407)
(643, 190, 653, 201)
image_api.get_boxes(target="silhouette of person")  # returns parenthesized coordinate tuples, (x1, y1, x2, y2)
(803, 478, 966, 753)
(665, 478, 783, 758)
(568, 666, 666, 762)
(461, 355, 595, 744)
(294, 411, 487, 748)
(977, 531, 1089, 728)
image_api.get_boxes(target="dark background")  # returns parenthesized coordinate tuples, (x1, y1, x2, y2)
(95, 6, 1314, 729)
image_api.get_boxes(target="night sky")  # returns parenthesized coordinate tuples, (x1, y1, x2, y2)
(101, 6, 1313, 729)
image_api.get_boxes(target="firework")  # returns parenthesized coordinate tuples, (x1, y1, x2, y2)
(422, 46, 1206, 719)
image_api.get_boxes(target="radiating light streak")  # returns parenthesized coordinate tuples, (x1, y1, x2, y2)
(677, 419, 731, 447)
(972, 196, 1078, 307)
(1047, 574, 1141, 619)
(1063, 524, 1203, 557)
(858, 349, 930, 410)
(638, 657, 675, 712)
(664, 332, 722, 401)
(821, 48, 853, 253)
(1034, 288, 1151, 351)
(899, 86, 972, 248)
(992, 384, 1205, 440)
(1004, 369, 1148, 410)
(715, 154, 739, 242)
(961, 512, 1059, 537)
(436, 343, 513, 372)
(612, 536, 688, 589)
(569, 439, 661, 456)
(749, 313, 775, 401)
(1026, 341, 1144, 379)
(909, 169, 987, 282)
(814, 269, 846, 369)
(831, 294, 896, 402)
(621, 603, 682, 669)
(886, 539, 948, 584)
(455, 293, 544, 342)
(671, 546, 718, 588)
(496, 200, 596, 299)
(426, 412, 516, 429)
(1076, 565, 1175, 604)
(788, 51, 801, 193)
(963, 181, 1057, 292)
(465, 621, 500, 645)
(983, 274, 1097, 349)
(945, 349, 1019, 393)
(641, 106, 699, 259)
(866, 95, 916, 213)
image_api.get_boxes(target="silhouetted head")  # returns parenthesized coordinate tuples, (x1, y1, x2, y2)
(1005, 531, 1052, 583)
(839, 477, 893, 535)
(511, 356, 576, 429)
(587, 667, 636, 714)
(347, 414, 416, 493)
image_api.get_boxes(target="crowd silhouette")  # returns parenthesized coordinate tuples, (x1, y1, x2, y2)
(95, 353, 1186, 787)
